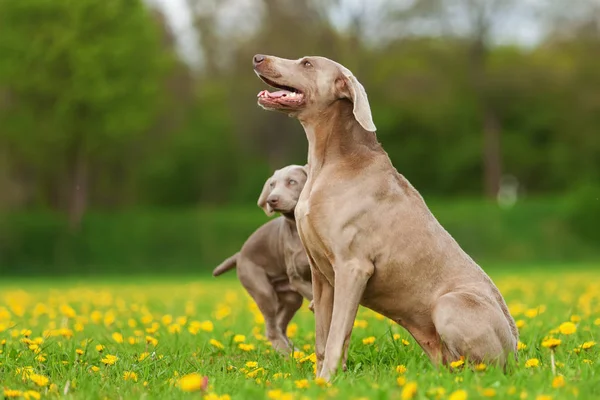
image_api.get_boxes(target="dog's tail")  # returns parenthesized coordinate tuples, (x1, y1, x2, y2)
(212, 252, 240, 276)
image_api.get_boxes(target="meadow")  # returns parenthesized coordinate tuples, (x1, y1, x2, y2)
(1, 266, 599, 400)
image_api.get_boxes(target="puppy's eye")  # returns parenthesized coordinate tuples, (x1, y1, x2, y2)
(302, 60, 312, 68)
(288, 179, 297, 185)
(269, 182, 275, 188)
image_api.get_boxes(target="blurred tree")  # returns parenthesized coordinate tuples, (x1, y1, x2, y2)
(0, 0, 170, 228)
(392, 0, 523, 198)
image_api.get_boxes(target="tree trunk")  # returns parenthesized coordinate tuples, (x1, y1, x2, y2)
(483, 108, 502, 198)
(67, 145, 88, 232)
(469, 38, 502, 199)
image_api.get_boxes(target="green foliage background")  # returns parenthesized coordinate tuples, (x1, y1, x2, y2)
(0, 0, 598, 273)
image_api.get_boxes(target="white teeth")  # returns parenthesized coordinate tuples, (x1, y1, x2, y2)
(290, 92, 296, 97)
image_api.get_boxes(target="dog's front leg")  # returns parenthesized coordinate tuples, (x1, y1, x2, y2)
(319, 259, 374, 381)
(311, 263, 334, 377)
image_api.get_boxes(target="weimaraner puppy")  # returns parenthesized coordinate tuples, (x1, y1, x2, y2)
(252, 54, 518, 380)
(212, 165, 313, 353)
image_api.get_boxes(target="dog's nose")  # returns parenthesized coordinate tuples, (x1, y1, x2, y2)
(267, 196, 279, 206)
(253, 54, 266, 66)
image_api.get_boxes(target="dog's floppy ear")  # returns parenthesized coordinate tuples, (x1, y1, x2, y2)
(257, 178, 275, 216)
(336, 73, 376, 132)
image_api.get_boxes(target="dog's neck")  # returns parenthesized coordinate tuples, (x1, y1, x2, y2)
(299, 99, 382, 178)
(282, 211, 296, 222)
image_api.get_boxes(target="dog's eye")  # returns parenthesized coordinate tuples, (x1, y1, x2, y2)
(288, 179, 297, 185)
(269, 182, 275, 188)
(302, 60, 312, 68)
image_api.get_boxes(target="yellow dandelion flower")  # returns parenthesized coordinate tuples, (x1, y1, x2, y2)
(23, 390, 41, 400)
(267, 390, 283, 399)
(123, 371, 138, 382)
(245, 361, 258, 368)
(393, 333, 401, 340)
(76, 348, 84, 355)
(49, 383, 58, 393)
(594, 318, 600, 326)
(402, 339, 410, 346)
(35, 354, 46, 362)
(518, 341, 527, 350)
(525, 358, 540, 368)
(583, 359, 593, 364)
(558, 322, 576, 335)
(246, 367, 264, 378)
(450, 358, 465, 369)
(238, 343, 254, 351)
(299, 352, 316, 363)
(362, 336, 376, 345)
(168, 324, 181, 334)
(582, 341, 596, 350)
(542, 338, 561, 349)
(354, 319, 368, 328)
(448, 389, 468, 400)
(286, 323, 298, 338)
(112, 332, 124, 344)
(516, 320, 526, 329)
(29, 374, 49, 387)
(481, 388, 496, 397)
(294, 379, 310, 389)
(396, 364, 407, 374)
(570, 315, 581, 323)
(199, 321, 214, 332)
(233, 334, 246, 343)
(536, 396, 552, 400)
(315, 377, 330, 387)
(397, 376, 406, 386)
(95, 344, 105, 352)
(101, 354, 118, 366)
(552, 375, 565, 388)
(3, 389, 23, 398)
(59, 304, 76, 318)
(161, 314, 173, 325)
(128, 337, 136, 345)
(146, 336, 158, 346)
(178, 373, 206, 392)
(128, 318, 137, 328)
(427, 387, 446, 400)
(401, 381, 418, 400)
(138, 352, 150, 361)
(90, 366, 100, 372)
(210, 339, 224, 349)
(475, 363, 487, 372)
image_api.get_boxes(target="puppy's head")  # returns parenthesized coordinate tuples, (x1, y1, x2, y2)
(257, 165, 308, 217)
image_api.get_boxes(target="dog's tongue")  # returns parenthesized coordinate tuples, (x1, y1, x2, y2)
(267, 90, 289, 98)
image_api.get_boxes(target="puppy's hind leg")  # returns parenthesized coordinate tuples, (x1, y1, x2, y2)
(238, 263, 290, 354)
(275, 290, 303, 350)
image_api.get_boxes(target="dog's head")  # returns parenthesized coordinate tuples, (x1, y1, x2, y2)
(252, 54, 376, 132)
(257, 164, 308, 217)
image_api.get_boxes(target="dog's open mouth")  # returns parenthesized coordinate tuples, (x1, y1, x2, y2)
(256, 75, 305, 108)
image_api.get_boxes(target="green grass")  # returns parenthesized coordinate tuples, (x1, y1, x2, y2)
(1, 266, 599, 399)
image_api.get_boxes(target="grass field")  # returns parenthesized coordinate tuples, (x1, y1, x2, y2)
(1, 266, 599, 399)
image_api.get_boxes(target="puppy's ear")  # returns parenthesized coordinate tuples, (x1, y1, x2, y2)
(336, 73, 376, 133)
(257, 178, 275, 216)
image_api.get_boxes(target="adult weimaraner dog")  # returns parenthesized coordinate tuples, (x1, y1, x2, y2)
(252, 54, 518, 380)
(212, 164, 313, 353)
